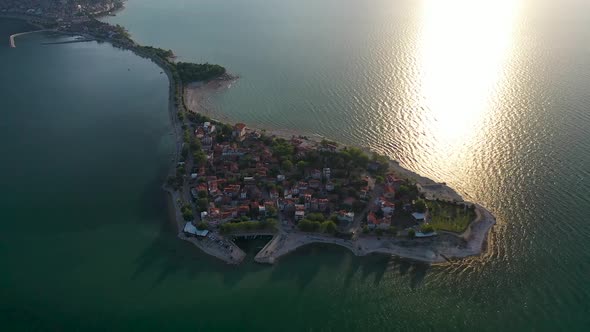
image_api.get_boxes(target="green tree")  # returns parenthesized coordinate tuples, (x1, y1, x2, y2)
(175, 62, 226, 83)
(408, 229, 416, 239)
(387, 226, 397, 235)
(271, 139, 294, 159)
(197, 198, 209, 211)
(296, 161, 308, 172)
(307, 213, 326, 222)
(421, 224, 434, 233)
(182, 205, 194, 221)
(190, 137, 202, 151)
(414, 199, 427, 213)
(397, 185, 410, 197)
(265, 218, 278, 228)
(193, 151, 207, 165)
(266, 206, 278, 217)
(281, 160, 293, 171)
(298, 219, 321, 232)
(344, 147, 369, 169)
(196, 221, 208, 230)
(298, 219, 313, 232)
(323, 221, 337, 234)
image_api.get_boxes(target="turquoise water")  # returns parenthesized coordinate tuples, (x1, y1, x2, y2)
(2, 0, 590, 329)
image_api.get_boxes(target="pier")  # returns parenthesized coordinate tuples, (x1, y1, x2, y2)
(9, 29, 52, 48)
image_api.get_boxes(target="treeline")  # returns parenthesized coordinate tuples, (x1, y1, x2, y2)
(298, 219, 337, 233)
(175, 62, 226, 83)
(219, 219, 278, 234)
(297, 213, 338, 234)
(138, 46, 174, 59)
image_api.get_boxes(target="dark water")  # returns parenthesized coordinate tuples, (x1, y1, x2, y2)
(2, 0, 590, 329)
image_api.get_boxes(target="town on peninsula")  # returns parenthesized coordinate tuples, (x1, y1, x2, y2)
(2, 0, 496, 265)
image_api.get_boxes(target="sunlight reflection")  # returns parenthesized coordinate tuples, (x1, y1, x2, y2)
(416, 0, 521, 145)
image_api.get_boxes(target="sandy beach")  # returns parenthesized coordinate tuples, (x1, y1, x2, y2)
(183, 79, 327, 143)
(183, 77, 237, 123)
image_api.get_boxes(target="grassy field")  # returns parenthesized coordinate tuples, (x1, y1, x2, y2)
(427, 201, 476, 233)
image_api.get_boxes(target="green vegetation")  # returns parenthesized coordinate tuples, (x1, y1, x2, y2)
(306, 213, 326, 222)
(175, 62, 226, 83)
(387, 226, 397, 235)
(181, 204, 193, 221)
(219, 219, 277, 234)
(113, 24, 130, 39)
(281, 160, 293, 171)
(181, 144, 189, 159)
(396, 183, 419, 201)
(167, 174, 182, 190)
(420, 224, 434, 233)
(272, 138, 295, 160)
(369, 152, 390, 176)
(341, 147, 369, 169)
(197, 198, 209, 212)
(408, 229, 416, 239)
(196, 221, 209, 231)
(137, 45, 174, 59)
(324, 221, 337, 233)
(427, 201, 476, 233)
(193, 150, 207, 165)
(414, 199, 427, 213)
(298, 219, 337, 234)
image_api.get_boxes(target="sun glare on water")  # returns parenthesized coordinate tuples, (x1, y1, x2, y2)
(414, 0, 522, 152)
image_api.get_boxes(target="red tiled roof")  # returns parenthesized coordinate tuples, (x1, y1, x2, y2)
(367, 212, 377, 224)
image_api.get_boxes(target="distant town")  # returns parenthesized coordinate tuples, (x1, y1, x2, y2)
(0, 0, 123, 19)
(2, 0, 495, 264)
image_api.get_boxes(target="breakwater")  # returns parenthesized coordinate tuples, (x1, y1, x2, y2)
(9, 29, 52, 47)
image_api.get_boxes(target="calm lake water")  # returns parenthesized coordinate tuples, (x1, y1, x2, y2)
(2, 0, 590, 330)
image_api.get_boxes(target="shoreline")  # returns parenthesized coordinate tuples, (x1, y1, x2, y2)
(8, 29, 53, 47)
(184, 74, 496, 264)
(255, 204, 494, 264)
(2, 14, 496, 265)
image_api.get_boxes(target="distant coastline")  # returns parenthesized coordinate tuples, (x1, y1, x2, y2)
(1, 11, 496, 265)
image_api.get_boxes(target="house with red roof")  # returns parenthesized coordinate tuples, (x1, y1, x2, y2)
(367, 212, 390, 230)
(238, 205, 250, 217)
(309, 179, 321, 189)
(232, 123, 247, 141)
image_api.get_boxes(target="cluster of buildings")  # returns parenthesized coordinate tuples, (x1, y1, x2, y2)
(366, 174, 403, 229)
(188, 121, 361, 229)
(277, 166, 355, 224)
(0, 0, 121, 18)
(189, 122, 282, 227)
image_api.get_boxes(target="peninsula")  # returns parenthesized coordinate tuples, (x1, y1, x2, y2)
(2, 0, 496, 265)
